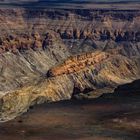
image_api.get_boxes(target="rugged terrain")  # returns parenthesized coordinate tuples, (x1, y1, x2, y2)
(0, 79, 140, 140)
(0, 2, 140, 121)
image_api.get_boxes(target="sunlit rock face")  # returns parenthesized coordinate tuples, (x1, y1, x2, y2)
(0, 5, 140, 121)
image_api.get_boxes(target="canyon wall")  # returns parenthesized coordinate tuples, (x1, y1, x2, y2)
(0, 31, 70, 91)
(0, 8, 140, 40)
(0, 8, 140, 55)
(0, 7, 140, 121)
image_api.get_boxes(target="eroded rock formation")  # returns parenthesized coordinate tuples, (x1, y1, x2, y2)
(0, 31, 63, 53)
(0, 47, 140, 121)
(47, 51, 109, 77)
(0, 30, 70, 91)
(0, 6, 140, 121)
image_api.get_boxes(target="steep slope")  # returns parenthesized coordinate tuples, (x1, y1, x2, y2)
(0, 48, 140, 121)
(0, 31, 70, 91)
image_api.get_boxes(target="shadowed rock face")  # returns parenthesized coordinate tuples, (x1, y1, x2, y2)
(0, 5, 140, 121)
(114, 79, 140, 95)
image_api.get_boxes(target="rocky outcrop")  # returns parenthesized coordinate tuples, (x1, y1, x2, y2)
(59, 29, 140, 42)
(0, 31, 64, 53)
(47, 51, 109, 77)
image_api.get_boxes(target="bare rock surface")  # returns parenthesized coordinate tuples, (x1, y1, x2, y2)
(0, 4, 140, 121)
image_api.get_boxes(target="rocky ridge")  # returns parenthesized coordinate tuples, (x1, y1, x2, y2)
(0, 47, 140, 121)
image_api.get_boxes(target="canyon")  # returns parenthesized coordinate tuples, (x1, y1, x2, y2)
(0, 2, 140, 122)
(0, 79, 140, 140)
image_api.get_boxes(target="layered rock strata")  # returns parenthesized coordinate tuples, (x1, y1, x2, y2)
(0, 7, 140, 121)
(0, 49, 140, 121)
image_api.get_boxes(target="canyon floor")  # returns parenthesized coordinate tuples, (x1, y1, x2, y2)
(0, 93, 140, 140)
